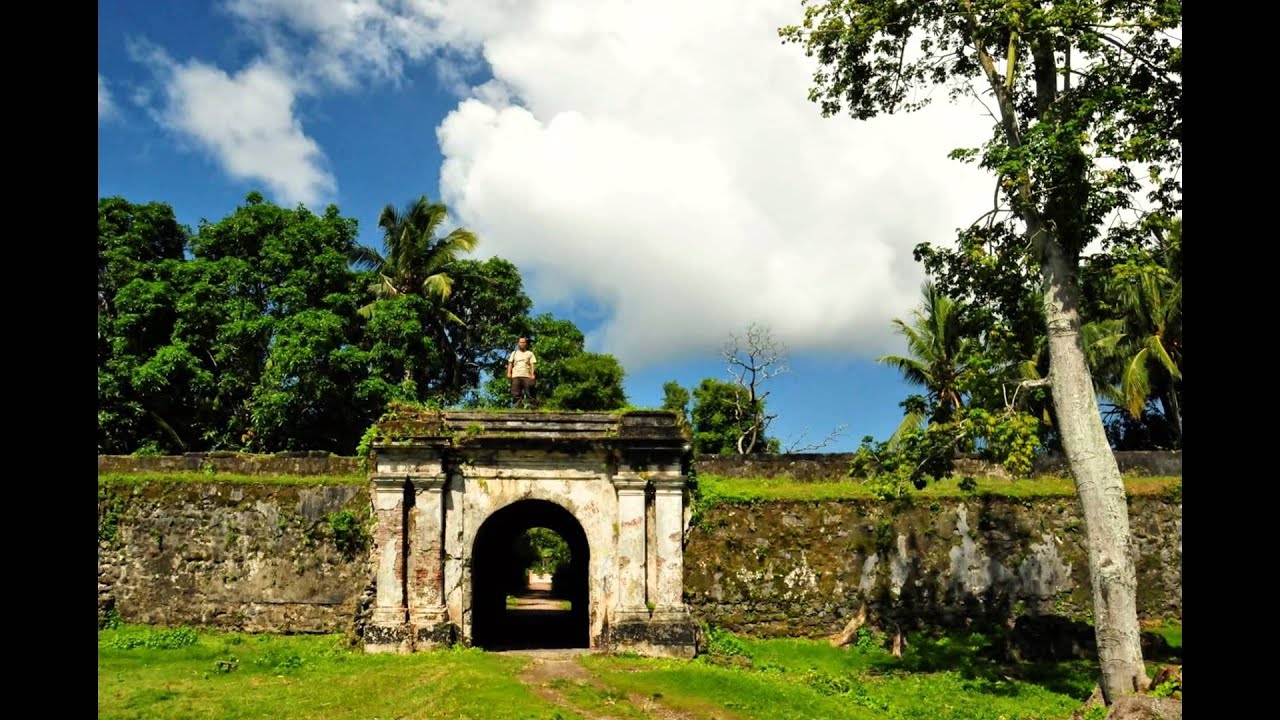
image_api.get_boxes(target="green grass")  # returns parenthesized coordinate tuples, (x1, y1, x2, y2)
(583, 631, 1100, 720)
(545, 678, 649, 719)
(738, 636, 887, 675)
(98, 472, 366, 487)
(98, 627, 572, 720)
(586, 655, 886, 720)
(100, 625, 1176, 719)
(1144, 620, 1182, 650)
(695, 474, 1181, 503)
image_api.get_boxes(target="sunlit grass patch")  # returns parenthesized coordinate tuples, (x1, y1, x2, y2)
(99, 626, 569, 720)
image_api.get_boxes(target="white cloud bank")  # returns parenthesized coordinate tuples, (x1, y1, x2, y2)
(128, 38, 336, 208)
(144, 0, 1001, 366)
(428, 1, 997, 365)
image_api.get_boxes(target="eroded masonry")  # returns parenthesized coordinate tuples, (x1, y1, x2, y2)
(364, 410, 697, 657)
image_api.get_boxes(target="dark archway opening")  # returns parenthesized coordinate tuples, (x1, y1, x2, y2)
(471, 499, 590, 650)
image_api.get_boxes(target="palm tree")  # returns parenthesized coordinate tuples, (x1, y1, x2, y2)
(349, 196, 479, 397)
(879, 282, 975, 440)
(349, 195, 479, 318)
(1085, 251, 1182, 446)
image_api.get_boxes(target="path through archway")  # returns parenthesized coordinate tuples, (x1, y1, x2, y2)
(471, 500, 590, 650)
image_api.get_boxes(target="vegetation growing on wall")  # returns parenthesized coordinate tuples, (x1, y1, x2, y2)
(325, 510, 372, 560)
(691, 473, 1179, 515)
(98, 473, 366, 487)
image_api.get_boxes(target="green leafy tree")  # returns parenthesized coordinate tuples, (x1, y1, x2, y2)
(781, 0, 1181, 699)
(544, 352, 628, 411)
(522, 528, 571, 575)
(182, 193, 377, 451)
(439, 258, 535, 403)
(349, 195, 479, 402)
(100, 193, 557, 452)
(350, 195, 479, 310)
(880, 283, 977, 430)
(690, 378, 778, 455)
(363, 295, 444, 403)
(98, 198, 188, 314)
(100, 192, 384, 454)
(917, 213, 1182, 452)
(1082, 222, 1182, 447)
(661, 381, 692, 427)
(478, 311, 596, 407)
(98, 198, 195, 453)
(913, 226, 1057, 448)
(877, 283, 1040, 480)
(250, 308, 392, 452)
(524, 314, 587, 394)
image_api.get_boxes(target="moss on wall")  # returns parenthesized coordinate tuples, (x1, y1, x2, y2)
(97, 478, 371, 633)
(683, 495, 1181, 637)
(96, 457, 1182, 640)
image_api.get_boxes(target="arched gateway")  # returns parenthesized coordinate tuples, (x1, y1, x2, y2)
(364, 410, 697, 658)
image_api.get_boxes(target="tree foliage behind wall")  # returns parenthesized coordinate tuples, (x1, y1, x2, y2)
(98, 193, 629, 454)
(99, 198, 191, 454)
(472, 313, 629, 411)
(686, 378, 779, 455)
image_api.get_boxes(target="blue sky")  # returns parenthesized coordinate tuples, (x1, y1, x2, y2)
(99, 0, 1001, 451)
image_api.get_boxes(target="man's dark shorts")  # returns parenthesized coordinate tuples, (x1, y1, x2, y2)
(512, 376, 536, 406)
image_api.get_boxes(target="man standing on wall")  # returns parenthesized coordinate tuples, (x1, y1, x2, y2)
(508, 337, 537, 409)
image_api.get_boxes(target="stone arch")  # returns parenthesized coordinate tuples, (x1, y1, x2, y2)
(470, 499, 590, 650)
(365, 411, 697, 657)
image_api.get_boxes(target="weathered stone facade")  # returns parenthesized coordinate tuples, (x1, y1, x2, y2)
(97, 446, 1183, 651)
(684, 495, 1182, 637)
(97, 481, 368, 633)
(363, 410, 698, 658)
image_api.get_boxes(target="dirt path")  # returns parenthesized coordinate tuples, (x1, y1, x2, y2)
(509, 582, 567, 612)
(510, 649, 704, 720)
(503, 584, 709, 719)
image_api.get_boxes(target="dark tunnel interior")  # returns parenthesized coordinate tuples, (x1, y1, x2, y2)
(470, 499, 591, 650)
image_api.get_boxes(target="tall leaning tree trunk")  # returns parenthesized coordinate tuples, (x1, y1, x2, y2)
(962, 7, 1149, 700)
(1041, 239, 1149, 701)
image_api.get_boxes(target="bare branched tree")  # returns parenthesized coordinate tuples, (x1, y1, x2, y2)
(720, 323, 851, 454)
(721, 323, 787, 454)
(782, 423, 849, 453)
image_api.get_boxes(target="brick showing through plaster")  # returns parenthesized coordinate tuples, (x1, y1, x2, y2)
(365, 411, 697, 657)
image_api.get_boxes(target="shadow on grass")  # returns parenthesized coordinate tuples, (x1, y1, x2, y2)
(858, 618, 1181, 702)
(867, 627, 1099, 700)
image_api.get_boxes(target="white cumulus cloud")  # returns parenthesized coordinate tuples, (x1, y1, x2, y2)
(134, 41, 336, 208)
(140, 0, 1001, 367)
(98, 74, 117, 121)
(430, 0, 997, 366)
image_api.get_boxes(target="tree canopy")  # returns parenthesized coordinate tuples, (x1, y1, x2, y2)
(98, 193, 631, 453)
(781, 0, 1181, 700)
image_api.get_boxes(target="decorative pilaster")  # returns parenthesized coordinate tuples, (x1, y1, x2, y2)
(651, 473, 688, 619)
(408, 471, 451, 647)
(366, 475, 408, 653)
(608, 463, 696, 658)
(612, 472, 649, 618)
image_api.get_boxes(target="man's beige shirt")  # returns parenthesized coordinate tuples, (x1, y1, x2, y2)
(509, 350, 536, 378)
